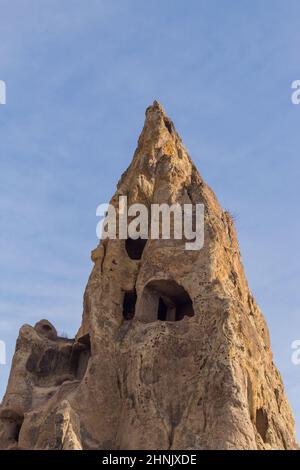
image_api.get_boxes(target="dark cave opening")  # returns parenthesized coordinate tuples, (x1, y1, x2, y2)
(158, 297, 168, 321)
(42, 324, 52, 331)
(14, 420, 23, 442)
(72, 334, 91, 380)
(0, 411, 24, 445)
(256, 407, 269, 443)
(123, 290, 137, 320)
(125, 237, 147, 260)
(164, 117, 173, 134)
(139, 279, 194, 322)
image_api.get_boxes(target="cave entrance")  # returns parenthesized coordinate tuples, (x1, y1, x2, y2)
(158, 297, 168, 321)
(125, 238, 147, 260)
(71, 334, 91, 380)
(138, 279, 194, 323)
(0, 410, 24, 446)
(123, 290, 137, 320)
(256, 407, 269, 443)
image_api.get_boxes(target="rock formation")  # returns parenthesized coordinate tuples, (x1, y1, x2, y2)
(0, 101, 297, 450)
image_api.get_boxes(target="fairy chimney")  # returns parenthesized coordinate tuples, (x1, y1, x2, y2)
(0, 101, 297, 450)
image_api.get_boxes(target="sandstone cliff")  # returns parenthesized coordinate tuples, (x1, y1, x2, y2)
(0, 102, 297, 450)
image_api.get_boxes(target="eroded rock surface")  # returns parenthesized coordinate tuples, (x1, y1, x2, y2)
(0, 102, 297, 449)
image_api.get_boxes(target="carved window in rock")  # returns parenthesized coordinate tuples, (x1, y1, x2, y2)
(122, 290, 137, 320)
(71, 334, 91, 380)
(139, 279, 194, 322)
(0, 411, 24, 445)
(256, 408, 269, 443)
(125, 238, 147, 260)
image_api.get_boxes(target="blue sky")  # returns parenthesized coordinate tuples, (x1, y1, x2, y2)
(0, 0, 299, 440)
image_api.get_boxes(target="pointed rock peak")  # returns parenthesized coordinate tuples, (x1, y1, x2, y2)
(145, 100, 166, 116)
(116, 102, 190, 199)
(144, 100, 174, 132)
(138, 100, 180, 152)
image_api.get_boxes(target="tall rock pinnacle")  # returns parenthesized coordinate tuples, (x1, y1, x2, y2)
(0, 102, 297, 450)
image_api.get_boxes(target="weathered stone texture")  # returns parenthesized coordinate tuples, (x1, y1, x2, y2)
(0, 102, 297, 450)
